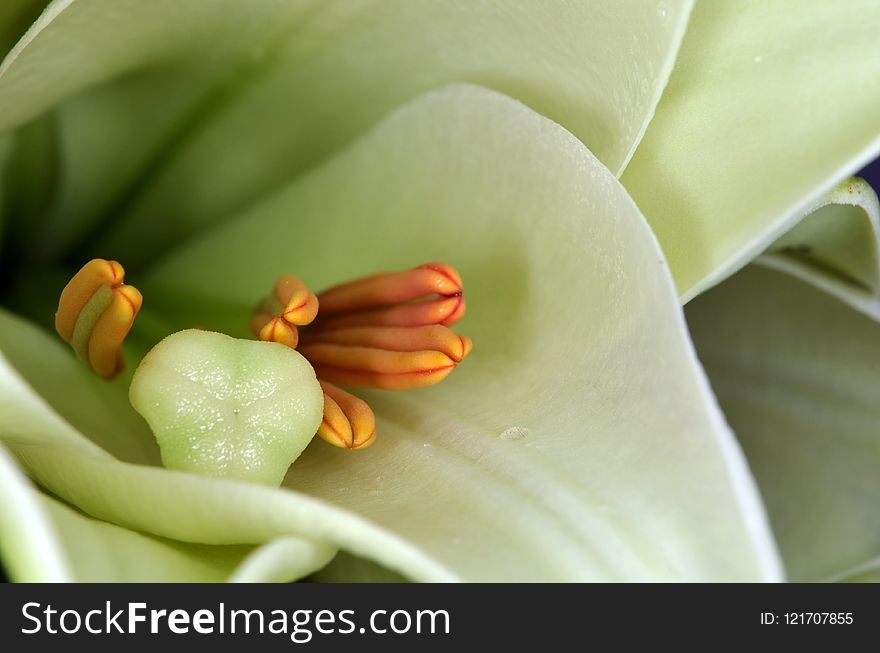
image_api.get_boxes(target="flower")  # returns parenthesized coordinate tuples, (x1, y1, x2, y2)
(0, 1, 879, 582)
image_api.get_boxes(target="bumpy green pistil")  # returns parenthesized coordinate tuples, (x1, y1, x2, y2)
(129, 329, 323, 486)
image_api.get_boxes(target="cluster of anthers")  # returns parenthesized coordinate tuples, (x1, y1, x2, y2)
(249, 263, 472, 450)
(55, 259, 472, 451)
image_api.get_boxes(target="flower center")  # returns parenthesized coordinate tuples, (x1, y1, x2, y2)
(251, 263, 472, 450)
(54, 259, 472, 454)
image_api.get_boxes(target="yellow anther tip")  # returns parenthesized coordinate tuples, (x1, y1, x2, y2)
(56, 258, 125, 342)
(317, 381, 377, 450)
(258, 317, 299, 349)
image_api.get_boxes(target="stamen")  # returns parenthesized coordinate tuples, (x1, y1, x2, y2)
(55, 258, 142, 379)
(298, 344, 459, 390)
(250, 274, 319, 348)
(252, 262, 471, 449)
(257, 317, 300, 349)
(317, 381, 376, 450)
(301, 325, 472, 362)
(311, 295, 466, 330)
(275, 274, 320, 325)
(317, 263, 462, 315)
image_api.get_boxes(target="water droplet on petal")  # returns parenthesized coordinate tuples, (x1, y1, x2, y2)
(658, 2, 669, 21)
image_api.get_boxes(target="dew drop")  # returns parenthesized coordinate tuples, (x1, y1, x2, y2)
(499, 426, 530, 441)
(753, 55, 763, 64)
(658, 2, 668, 21)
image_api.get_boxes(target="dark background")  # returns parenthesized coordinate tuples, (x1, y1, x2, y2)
(860, 155, 880, 191)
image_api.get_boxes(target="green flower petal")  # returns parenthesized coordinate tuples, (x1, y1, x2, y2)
(134, 85, 777, 580)
(686, 265, 880, 581)
(38, 497, 252, 583)
(762, 178, 880, 319)
(621, 0, 880, 300)
(0, 442, 70, 581)
(0, 0, 43, 56)
(0, 339, 448, 580)
(0, 308, 158, 463)
(1, 442, 335, 581)
(0, 0, 693, 262)
(830, 560, 880, 584)
(227, 537, 336, 583)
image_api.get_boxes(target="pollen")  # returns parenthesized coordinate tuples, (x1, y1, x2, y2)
(55, 258, 142, 379)
(251, 263, 472, 450)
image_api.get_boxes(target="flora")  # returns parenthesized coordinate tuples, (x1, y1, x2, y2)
(0, 1, 878, 582)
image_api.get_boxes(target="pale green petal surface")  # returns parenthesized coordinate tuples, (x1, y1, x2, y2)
(1, 441, 335, 582)
(686, 265, 880, 581)
(0, 0, 693, 262)
(830, 560, 880, 584)
(0, 442, 70, 581)
(37, 496, 249, 583)
(0, 308, 158, 463)
(761, 178, 880, 320)
(141, 85, 780, 580)
(0, 85, 781, 581)
(622, 0, 880, 300)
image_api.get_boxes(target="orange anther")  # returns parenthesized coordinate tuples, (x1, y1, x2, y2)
(274, 275, 319, 326)
(55, 258, 141, 379)
(317, 264, 462, 315)
(55, 258, 124, 341)
(258, 317, 300, 350)
(251, 275, 318, 347)
(317, 380, 376, 450)
(313, 294, 466, 330)
(299, 343, 458, 390)
(301, 325, 472, 362)
(252, 263, 471, 449)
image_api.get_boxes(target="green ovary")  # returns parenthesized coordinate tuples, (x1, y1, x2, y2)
(129, 329, 324, 486)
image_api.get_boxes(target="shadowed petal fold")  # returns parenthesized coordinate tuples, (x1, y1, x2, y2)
(687, 265, 880, 581)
